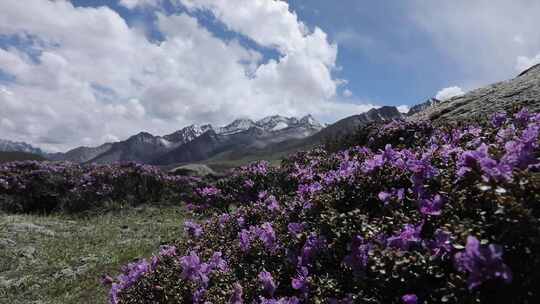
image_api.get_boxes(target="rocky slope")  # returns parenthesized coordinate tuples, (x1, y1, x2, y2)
(409, 64, 540, 123)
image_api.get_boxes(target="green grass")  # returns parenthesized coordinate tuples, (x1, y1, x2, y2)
(0, 205, 186, 304)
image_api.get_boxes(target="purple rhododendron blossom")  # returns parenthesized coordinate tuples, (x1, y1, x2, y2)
(109, 259, 151, 304)
(184, 220, 203, 238)
(299, 234, 326, 267)
(343, 235, 372, 276)
(199, 186, 221, 197)
(291, 267, 309, 295)
(491, 112, 507, 128)
(419, 194, 444, 216)
(209, 251, 229, 272)
(454, 236, 512, 290)
(388, 223, 422, 251)
(258, 270, 277, 297)
(265, 195, 280, 212)
(401, 294, 418, 304)
(424, 229, 452, 259)
(288, 222, 304, 236)
(229, 283, 244, 304)
(239, 229, 252, 252)
(179, 251, 210, 285)
(257, 222, 278, 252)
(244, 179, 255, 188)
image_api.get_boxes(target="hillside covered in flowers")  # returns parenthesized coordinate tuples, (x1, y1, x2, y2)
(97, 108, 540, 304)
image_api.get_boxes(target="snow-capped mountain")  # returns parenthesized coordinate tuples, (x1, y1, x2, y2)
(52, 114, 325, 164)
(164, 124, 214, 144)
(218, 115, 324, 135)
(218, 119, 256, 135)
(0, 139, 44, 155)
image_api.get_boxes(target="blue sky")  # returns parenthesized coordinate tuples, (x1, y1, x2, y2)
(1, 0, 540, 151)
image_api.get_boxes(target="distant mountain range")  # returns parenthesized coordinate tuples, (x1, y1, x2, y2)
(0, 139, 44, 156)
(3, 63, 539, 167)
(45, 114, 328, 166)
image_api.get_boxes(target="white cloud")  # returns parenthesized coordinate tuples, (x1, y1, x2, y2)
(0, 0, 371, 151)
(435, 86, 465, 101)
(516, 53, 540, 72)
(342, 89, 353, 98)
(397, 105, 410, 114)
(119, 0, 162, 9)
(409, 0, 540, 86)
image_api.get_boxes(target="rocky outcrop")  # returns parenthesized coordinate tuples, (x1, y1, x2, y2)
(410, 64, 540, 123)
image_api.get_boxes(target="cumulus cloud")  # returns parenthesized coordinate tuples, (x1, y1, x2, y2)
(0, 0, 367, 151)
(342, 89, 353, 98)
(435, 86, 465, 101)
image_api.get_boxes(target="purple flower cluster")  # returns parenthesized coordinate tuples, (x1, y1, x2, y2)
(107, 108, 540, 303)
(454, 236, 512, 290)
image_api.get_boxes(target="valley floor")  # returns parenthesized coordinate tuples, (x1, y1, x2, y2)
(0, 205, 185, 304)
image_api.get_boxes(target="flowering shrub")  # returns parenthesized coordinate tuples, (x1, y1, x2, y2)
(104, 108, 540, 304)
(0, 162, 196, 213)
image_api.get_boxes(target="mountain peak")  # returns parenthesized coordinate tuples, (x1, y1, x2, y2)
(164, 124, 214, 144)
(218, 118, 256, 135)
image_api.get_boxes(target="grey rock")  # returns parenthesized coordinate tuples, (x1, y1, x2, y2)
(410, 64, 540, 123)
(170, 164, 218, 177)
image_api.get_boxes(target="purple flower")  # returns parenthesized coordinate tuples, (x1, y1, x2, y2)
(199, 186, 221, 197)
(287, 223, 304, 236)
(343, 235, 371, 275)
(424, 229, 452, 259)
(299, 234, 326, 267)
(209, 251, 228, 272)
(179, 251, 210, 285)
(514, 108, 531, 125)
(244, 179, 255, 188)
(219, 213, 231, 227)
(258, 270, 277, 297)
(401, 294, 418, 304)
(378, 191, 392, 203)
(501, 124, 539, 169)
(419, 194, 444, 216)
(491, 112, 507, 128)
(257, 222, 278, 252)
(454, 236, 512, 290)
(291, 267, 309, 295)
(109, 259, 151, 304)
(458, 143, 513, 182)
(388, 223, 422, 251)
(238, 229, 252, 252)
(184, 220, 203, 238)
(297, 182, 323, 197)
(229, 282, 244, 304)
(265, 195, 280, 212)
